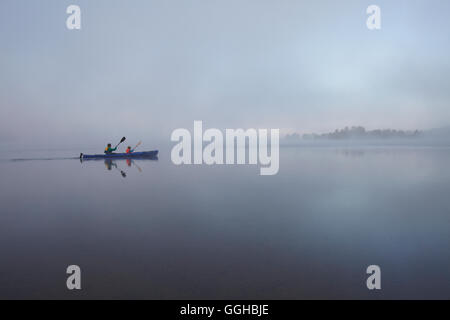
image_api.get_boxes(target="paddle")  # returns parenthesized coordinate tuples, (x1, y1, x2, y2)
(114, 166, 127, 178)
(131, 160, 143, 173)
(114, 137, 126, 149)
(133, 141, 142, 151)
(110, 161, 127, 178)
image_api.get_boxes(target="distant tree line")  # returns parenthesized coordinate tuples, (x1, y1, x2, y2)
(285, 126, 422, 141)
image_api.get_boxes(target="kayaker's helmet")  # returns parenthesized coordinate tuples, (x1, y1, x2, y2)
(127, 146, 131, 149)
(107, 143, 112, 147)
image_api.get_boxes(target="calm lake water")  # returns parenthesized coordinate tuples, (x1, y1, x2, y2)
(0, 146, 450, 299)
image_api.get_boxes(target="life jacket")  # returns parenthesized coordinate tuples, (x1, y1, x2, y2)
(126, 148, 131, 153)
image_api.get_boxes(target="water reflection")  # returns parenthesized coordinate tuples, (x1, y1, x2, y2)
(104, 159, 127, 177)
(3, 147, 450, 299)
(126, 159, 143, 172)
(81, 157, 157, 178)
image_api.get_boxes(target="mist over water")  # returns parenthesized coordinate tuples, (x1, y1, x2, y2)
(2, 1, 450, 147)
(1, 146, 449, 299)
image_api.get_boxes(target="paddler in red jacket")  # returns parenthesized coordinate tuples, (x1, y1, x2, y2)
(125, 146, 134, 154)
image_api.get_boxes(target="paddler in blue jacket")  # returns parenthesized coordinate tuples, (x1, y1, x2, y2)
(104, 143, 117, 154)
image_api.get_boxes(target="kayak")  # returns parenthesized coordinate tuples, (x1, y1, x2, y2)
(80, 150, 158, 160)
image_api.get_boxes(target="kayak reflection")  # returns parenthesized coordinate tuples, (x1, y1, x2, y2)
(126, 159, 143, 172)
(80, 150, 158, 160)
(104, 159, 127, 178)
(80, 156, 157, 178)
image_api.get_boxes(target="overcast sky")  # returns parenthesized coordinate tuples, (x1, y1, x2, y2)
(1, 0, 450, 147)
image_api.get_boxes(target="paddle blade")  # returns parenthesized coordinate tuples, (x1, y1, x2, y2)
(134, 141, 142, 150)
(114, 137, 126, 149)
